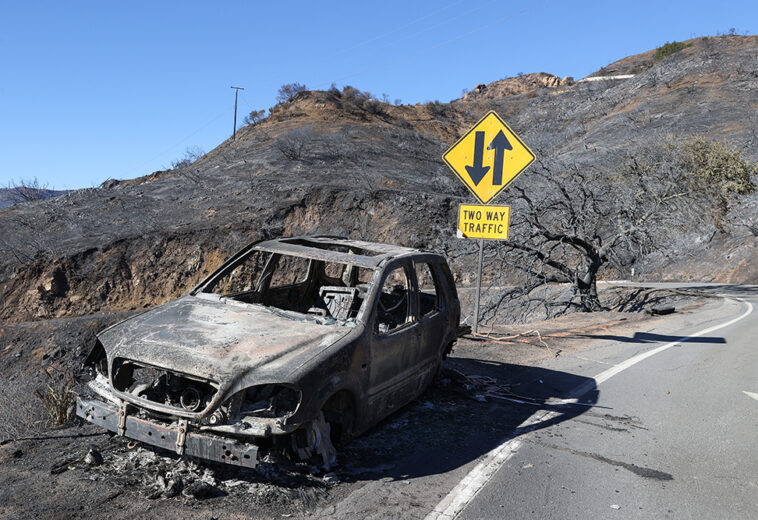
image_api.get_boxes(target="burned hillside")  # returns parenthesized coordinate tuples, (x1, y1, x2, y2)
(1, 35, 757, 327)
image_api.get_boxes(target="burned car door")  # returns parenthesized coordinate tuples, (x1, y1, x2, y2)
(366, 261, 422, 419)
(413, 259, 448, 382)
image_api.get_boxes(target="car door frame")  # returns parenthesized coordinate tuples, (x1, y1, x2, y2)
(411, 256, 449, 383)
(365, 257, 422, 421)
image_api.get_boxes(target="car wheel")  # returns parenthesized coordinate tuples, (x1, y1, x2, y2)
(291, 391, 355, 470)
(292, 411, 337, 470)
(432, 341, 455, 382)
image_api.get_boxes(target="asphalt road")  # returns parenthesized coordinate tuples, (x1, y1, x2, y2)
(437, 284, 758, 519)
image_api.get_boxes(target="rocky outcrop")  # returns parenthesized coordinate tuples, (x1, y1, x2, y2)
(461, 73, 570, 101)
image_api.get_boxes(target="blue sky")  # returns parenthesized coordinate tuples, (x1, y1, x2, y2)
(0, 1, 755, 190)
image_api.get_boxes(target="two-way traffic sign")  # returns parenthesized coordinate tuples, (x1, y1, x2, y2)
(443, 111, 535, 205)
(457, 203, 510, 240)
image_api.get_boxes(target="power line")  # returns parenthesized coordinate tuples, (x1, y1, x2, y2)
(117, 108, 230, 180)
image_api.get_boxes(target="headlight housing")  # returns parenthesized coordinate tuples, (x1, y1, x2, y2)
(237, 384, 301, 419)
(208, 384, 302, 426)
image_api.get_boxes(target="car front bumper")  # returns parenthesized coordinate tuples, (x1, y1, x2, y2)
(76, 397, 258, 468)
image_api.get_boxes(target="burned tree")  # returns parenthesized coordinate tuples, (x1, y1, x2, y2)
(483, 139, 755, 322)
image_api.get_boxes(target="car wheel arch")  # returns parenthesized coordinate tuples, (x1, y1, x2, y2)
(312, 378, 362, 444)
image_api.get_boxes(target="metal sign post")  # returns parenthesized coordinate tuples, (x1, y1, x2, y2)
(473, 239, 484, 334)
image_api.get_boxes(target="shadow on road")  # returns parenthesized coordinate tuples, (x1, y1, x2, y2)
(340, 357, 598, 481)
(680, 284, 758, 296)
(572, 331, 726, 344)
(621, 283, 758, 297)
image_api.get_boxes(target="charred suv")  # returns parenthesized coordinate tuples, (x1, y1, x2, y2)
(77, 236, 460, 468)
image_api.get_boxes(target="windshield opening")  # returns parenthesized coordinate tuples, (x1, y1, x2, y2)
(201, 250, 375, 325)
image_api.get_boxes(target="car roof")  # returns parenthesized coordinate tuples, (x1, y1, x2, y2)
(253, 236, 433, 269)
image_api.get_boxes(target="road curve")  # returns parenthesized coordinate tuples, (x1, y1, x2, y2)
(445, 284, 758, 519)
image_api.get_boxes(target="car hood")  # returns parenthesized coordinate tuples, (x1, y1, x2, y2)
(98, 295, 350, 386)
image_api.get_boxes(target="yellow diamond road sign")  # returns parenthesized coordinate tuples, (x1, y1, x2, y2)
(443, 111, 535, 205)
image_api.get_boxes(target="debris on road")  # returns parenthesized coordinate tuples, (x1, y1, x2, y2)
(84, 448, 103, 466)
(78, 439, 330, 508)
(322, 472, 339, 484)
(649, 304, 675, 315)
(182, 480, 220, 500)
(466, 330, 560, 357)
(446, 368, 608, 409)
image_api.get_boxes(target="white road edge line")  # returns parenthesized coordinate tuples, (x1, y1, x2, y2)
(425, 297, 753, 520)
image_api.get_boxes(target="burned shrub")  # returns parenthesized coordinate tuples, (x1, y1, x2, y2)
(394, 115, 412, 129)
(276, 126, 313, 161)
(338, 86, 382, 117)
(3, 177, 51, 204)
(169, 146, 204, 170)
(35, 370, 76, 426)
(0, 378, 47, 440)
(341, 85, 361, 100)
(328, 82, 341, 97)
(319, 131, 354, 161)
(276, 82, 307, 104)
(427, 101, 453, 119)
(243, 109, 267, 126)
(362, 99, 385, 116)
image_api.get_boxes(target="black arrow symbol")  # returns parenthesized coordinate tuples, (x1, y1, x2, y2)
(488, 130, 513, 186)
(465, 131, 490, 185)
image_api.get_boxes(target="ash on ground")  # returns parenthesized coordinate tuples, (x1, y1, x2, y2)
(85, 438, 330, 509)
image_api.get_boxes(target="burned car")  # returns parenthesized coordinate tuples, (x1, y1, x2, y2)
(77, 236, 460, 468)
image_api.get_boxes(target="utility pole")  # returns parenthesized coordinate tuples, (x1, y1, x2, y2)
(230, 86, 244, 141)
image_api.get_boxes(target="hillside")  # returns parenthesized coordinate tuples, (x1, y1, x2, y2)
(0, 35, 757, 325)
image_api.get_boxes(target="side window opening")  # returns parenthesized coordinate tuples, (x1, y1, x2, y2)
(376, 265, 412, 334)
(415, 262, 441, 318)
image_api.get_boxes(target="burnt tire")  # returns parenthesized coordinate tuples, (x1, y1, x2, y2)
(432, 341, 455, 383)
